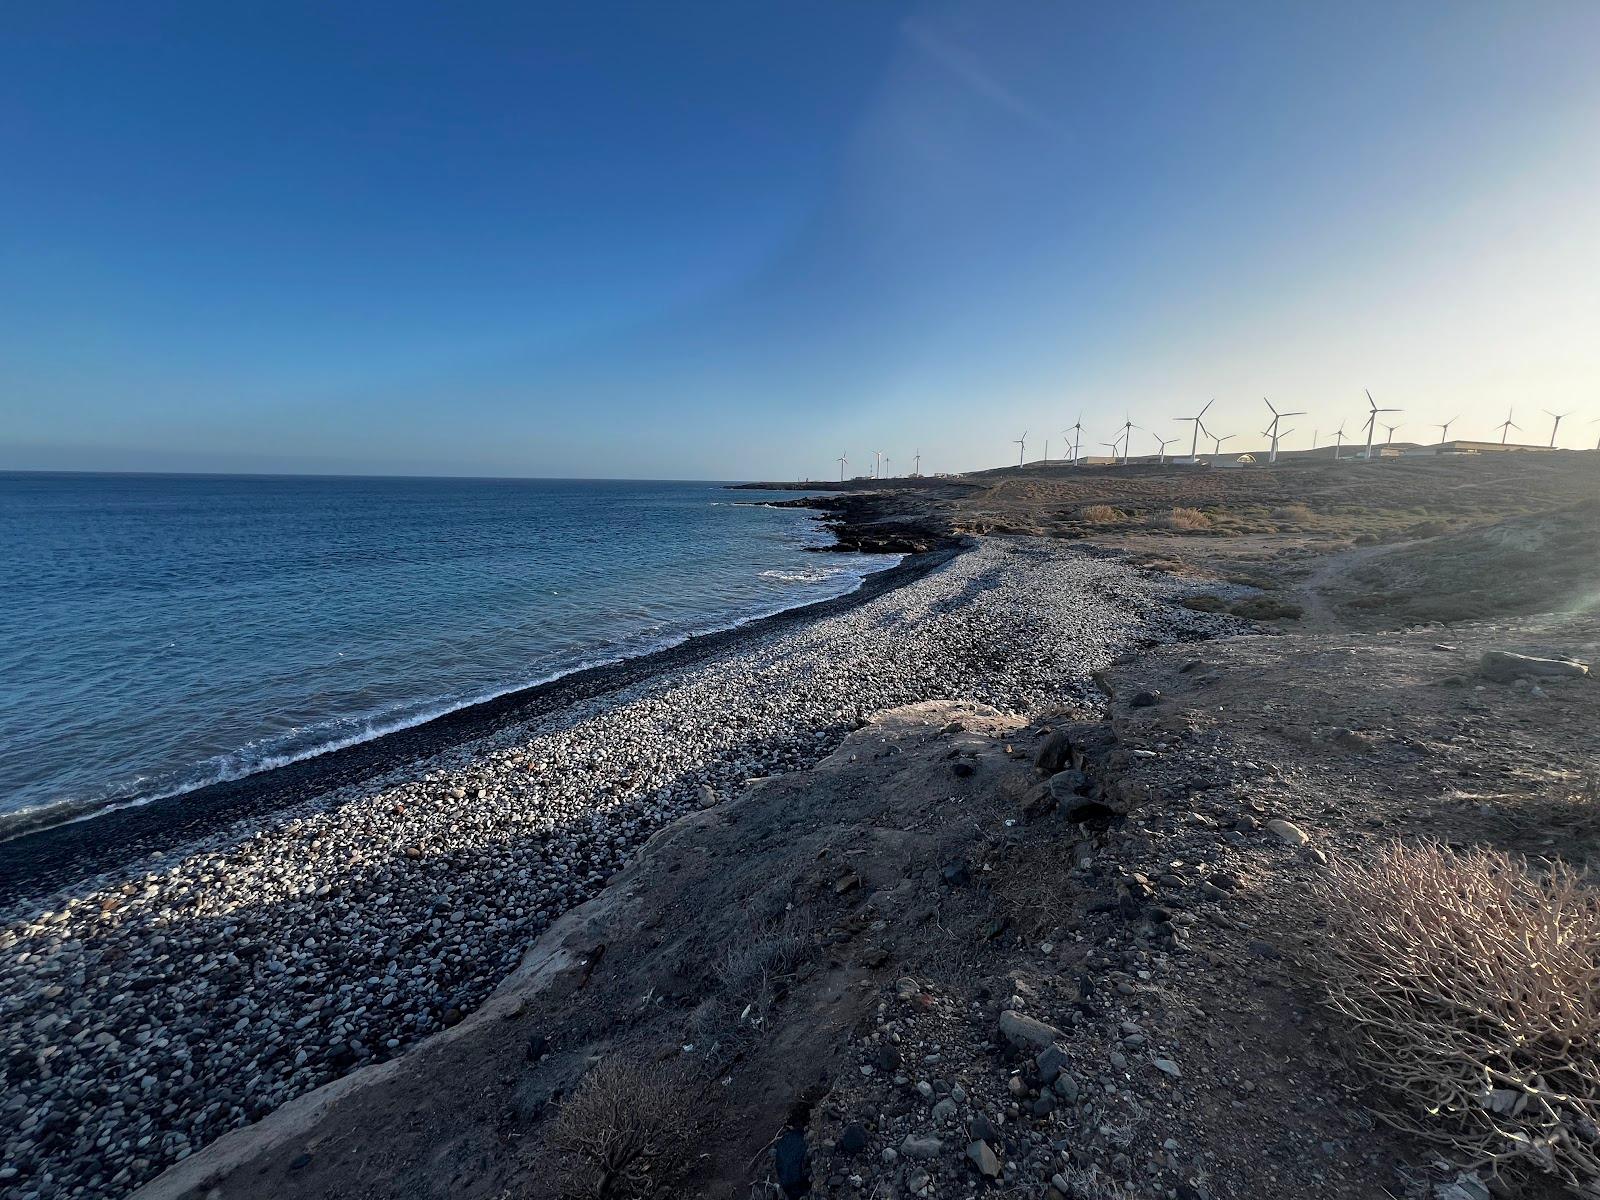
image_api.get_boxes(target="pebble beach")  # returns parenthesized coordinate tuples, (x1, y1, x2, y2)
(1, 538, 1234, 1199)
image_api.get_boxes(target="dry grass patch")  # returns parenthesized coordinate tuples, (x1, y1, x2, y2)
(544, 1058, 694, 1198)
(1314, 841, 1600, 1192)
(1270, 503, 1315, 524)
(1158, 506, 1212, 531)
(1080, 504, 1124, 524)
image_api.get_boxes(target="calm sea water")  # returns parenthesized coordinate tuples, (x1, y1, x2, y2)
(0, 473, 891, 837)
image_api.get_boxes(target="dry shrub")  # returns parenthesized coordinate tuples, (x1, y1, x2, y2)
(1161, 506, 1212, 531)
(710, 905, 814, 1030)
(546, 1058, 694, 1198)
(1080, 504, 1123, 524)
(1314, 841, 1600, 1191)
(1271, 503, 1315, 524)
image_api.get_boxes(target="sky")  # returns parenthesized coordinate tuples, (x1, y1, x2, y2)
(4, 1, 1599, 479)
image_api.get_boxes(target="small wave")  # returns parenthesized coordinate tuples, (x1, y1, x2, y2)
(758, 566, 850, 584)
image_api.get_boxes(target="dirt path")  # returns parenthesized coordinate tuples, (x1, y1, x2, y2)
(1293, 536, 1418, 630)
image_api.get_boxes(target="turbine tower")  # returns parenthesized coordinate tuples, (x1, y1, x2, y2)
(1495, 409, 1519, 445)
(1436, 416, 1459, 449)
(1381, 422, 1401, 446)
(872, 449, 884, 479)
(1062, 414, 1084, 464)
(1013, 431, 1028, 468)
(1262, 398, 1303, 464)
(912, 450, 922, 476)
(1153, 433, 1176, 464)
(1042, 438, 1050, 465)
(1360, 389, 1401, 461)
(1546, 410, 1571, 447)
(1175, 399, 1214, 463)
(1117, 417, 1137, 465)
(1208, 431, 1235, 458)
(836, 453, 848, 481)
(1331, 421, 1347, 460)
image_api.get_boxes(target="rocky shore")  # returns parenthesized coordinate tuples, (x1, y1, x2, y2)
(1, 538, 1236, 1200)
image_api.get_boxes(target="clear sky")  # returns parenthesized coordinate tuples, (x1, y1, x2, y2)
(4, 1, 1599, 478)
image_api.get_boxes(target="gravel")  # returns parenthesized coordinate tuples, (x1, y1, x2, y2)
(0, 538, 1234, 1200)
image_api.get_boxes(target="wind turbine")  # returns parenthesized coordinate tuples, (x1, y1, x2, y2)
(1043, 438, 1050, 465)
(836, 453, 848, 481)
(1099, 440, 1120, 463)
(1381, 422, 1401, 446)
(1360, 389, 1401, 460)
(1117, 417, 1137, 465)
(912, 450, 922, 476)
(1435, 416, 1459, 449)
(1331, 421, 1347, 460)
(1495, 409, 1519, 445)
(1175, 399, 1214, 463)
(1208, 431, 1235, 458)
(1262, 398, 1304, 464)
(1546, 410, 1571, 447)
(881, 454, 892, 478)
(1062, 415, 1084, 464)
(1013, 431, 1028, 468)
(1153, 433, 1177, 464)
(872, 449, 885, 478)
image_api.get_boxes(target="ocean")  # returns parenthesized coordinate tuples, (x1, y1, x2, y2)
(0, 473, 891, 838)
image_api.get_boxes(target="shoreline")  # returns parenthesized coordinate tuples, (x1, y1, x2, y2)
(0, 535, 960, 905)
(1, 535, 1236, 1200)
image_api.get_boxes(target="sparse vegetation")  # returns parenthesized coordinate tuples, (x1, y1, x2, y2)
(1081, 504, 1123, 524)
(710, 905, 814, 1032)
(545, 1058, 694, 1199)
(684, 896, 815, 1058)
(1228, 596, 1303, 621)
(1314, 841, 1600, 1193)
(1270, 503, 1315, 524)
(1157, 506, 1213, 531)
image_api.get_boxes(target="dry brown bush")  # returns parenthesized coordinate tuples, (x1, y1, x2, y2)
(1157, 506, 1212, 531)
(1313, 841, 1600, 1192)
(545, 1058, 694, 1198)
(1270, 503, 1315, 523)
(1080, 504, 1123, 524)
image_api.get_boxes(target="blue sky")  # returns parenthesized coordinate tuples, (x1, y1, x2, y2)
(4, 1, 1598, 477)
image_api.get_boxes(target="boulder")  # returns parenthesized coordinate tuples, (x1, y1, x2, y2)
(1047, 770, 1090, 802)
(999, 1010, 1066, 1051)
(967, 1139, 1002, 1178)
(1480, 650, 1589, 683)
(836, 1123, 868, 1155)
(1034, 730, 1073, 773)
(1021, 784, 1058, 821)
(899, 1135, 943, 1160)
(1266, 819, 1310, 847)
(1036, 1043, 1069, 1084)
(773, 1129, 809, 1199)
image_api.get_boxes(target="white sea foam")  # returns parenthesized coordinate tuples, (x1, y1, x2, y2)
(758, 565, 851, 584)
